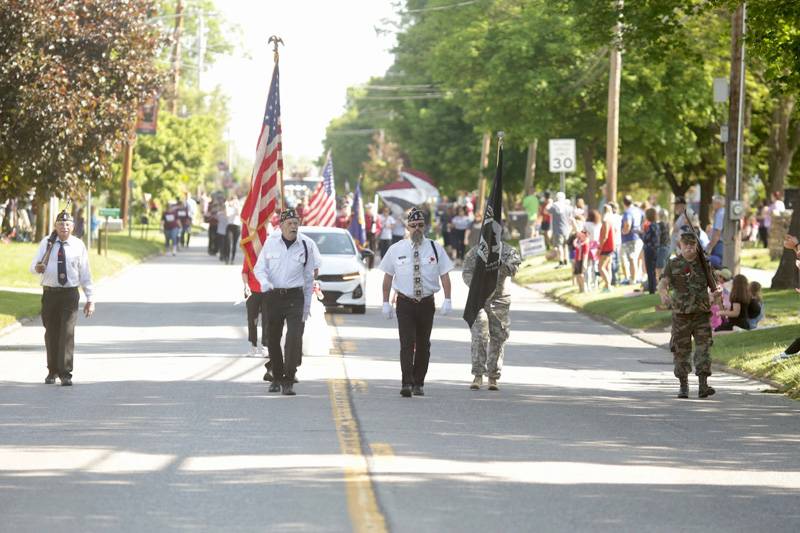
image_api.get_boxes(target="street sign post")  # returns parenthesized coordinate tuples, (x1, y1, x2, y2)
(548, 138, 576, 193)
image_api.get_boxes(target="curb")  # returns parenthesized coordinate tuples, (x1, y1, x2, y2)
(521, 281, 788, 393)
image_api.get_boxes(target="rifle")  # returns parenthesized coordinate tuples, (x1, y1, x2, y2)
(683, 209, 717, 293)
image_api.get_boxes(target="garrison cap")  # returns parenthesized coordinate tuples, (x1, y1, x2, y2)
(407, 207, 424, 223)
(279, 208, 299, 223)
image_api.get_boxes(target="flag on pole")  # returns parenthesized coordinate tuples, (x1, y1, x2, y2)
(304, 151, 336, 226)
(463, 137, 504, 328)
(348, 182, 367, 247)
(240, 62, 282, 271)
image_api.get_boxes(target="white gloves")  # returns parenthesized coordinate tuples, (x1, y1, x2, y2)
(440, 298, 452, 316)
(382, 302, 394, 320)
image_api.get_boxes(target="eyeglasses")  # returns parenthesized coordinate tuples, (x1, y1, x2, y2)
(408, 223, 424, 229)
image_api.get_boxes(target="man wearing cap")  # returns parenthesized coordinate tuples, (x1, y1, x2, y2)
(380, 207, 454, 397)
(253, 208, 321, 395)
(30, 209, 95, 386)
(658, 229, 717, 399)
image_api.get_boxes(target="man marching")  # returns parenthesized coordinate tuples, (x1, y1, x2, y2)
(29, 209, 95, 386)
(253, 208, 320, 396)
(380, 207, 453, 397)
(658, 229, 718, 399)
(462, 228, 521, 391)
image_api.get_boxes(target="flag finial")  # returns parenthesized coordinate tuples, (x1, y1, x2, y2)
(268, 35, 284, 63)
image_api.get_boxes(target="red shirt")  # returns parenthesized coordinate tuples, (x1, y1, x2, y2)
(162, 208, 180, 230)
(575, 236, 590, 262)
(335, 215, 350, 229)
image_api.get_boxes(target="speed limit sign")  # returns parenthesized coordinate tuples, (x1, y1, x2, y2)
(548, 139, 576, 173)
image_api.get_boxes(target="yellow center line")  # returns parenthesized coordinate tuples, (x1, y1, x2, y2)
(327, 315, 388, 533)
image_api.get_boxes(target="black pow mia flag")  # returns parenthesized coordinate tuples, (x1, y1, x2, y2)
(463, 142, 504, 328)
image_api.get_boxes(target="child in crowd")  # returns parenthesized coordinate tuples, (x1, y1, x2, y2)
(715, 274, 757, 331)
(573, 228, 589, 293)
(747, 281, 764, 329)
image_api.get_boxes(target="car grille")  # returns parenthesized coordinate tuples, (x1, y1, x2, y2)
(321, 291, 343, 306)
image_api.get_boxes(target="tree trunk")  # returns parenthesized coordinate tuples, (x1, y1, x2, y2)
(582, 143, 598, 209)
(34, 192, 47, 242)
(771, 206, 800, 289)
(522, 139, 538, 197)
(767, 94, 799, 198)
(698, 175, 716, 230)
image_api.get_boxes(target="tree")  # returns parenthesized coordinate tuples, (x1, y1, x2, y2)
(0, 0, 163, 204)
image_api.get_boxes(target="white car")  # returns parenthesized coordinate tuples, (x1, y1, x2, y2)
(301, 226, 373, 314)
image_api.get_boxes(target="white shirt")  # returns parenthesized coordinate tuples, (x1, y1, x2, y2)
(379, 215, 395, 240)
(254, 231, 321, 314)
(379, 238, 453, 298)
(226, 200, 242, 227)
(30, 235, 94, 301)
(391, 217, 406, 237)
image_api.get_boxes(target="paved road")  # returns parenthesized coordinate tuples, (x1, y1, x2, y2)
(1, 238, 799, 532)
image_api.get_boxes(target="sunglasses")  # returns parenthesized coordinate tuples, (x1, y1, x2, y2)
(408, 222, 425, 229)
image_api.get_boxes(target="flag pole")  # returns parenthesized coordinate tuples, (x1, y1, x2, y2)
(269, 35, 285, 210)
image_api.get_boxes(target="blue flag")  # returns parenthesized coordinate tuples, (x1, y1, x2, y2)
(348, 182, 367, 247)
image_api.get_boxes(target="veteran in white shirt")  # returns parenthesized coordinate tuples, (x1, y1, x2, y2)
(253, 208, 321, 396)
(30, 209, 95, 386)
(379, 206, 453, 398)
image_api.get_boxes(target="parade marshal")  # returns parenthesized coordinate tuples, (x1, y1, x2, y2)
(29, 208, 95, 386)
(379, 206, 453, 398)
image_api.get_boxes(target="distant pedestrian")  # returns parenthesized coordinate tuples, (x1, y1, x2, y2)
(707, 195, 725, 268)
(378, 206, 395, 258)
(620, 195, 644, 285)
(161, 201, 180, 256)
(177, 203, 191, 248)
(658, 229, 718, 399)
(216, 203, 229, 263)
(642, 207, 661, 294)
(30, 209, 95, 386)
(253, 208, 321, 396)
(380, 207, 453, 397)
(226, 196, 242, 264)
(242, 263, 268, 358)
(548, 191, 573, 268)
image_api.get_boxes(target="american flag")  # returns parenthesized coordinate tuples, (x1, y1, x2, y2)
(240, 63, 282, 272)
(304, 151, 336, 226)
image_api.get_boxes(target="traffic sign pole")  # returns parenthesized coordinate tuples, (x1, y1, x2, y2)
(560, 172, 566, 194)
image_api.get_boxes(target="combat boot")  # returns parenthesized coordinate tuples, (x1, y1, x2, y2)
(488, 378, 499, 391)
(698, 375, 716, 399)
(677, 377, 689, 399)
(470, 375, 482, 390)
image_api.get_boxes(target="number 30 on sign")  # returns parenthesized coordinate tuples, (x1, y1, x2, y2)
(548, 139, 576, 173)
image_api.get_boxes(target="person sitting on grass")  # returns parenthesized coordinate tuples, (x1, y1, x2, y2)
(774, 232, 800, 361)
(748, 281, 764, 330)
(715, 274, 759, 331)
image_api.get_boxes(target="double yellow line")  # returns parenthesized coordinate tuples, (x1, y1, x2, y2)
(327, 315, 388, 533)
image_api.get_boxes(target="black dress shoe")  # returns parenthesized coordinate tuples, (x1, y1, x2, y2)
(282, 383, 296, 396)
(263, 371, 273, 382)
(60, 376, 72, 387)
(268, 382, 281, 393)
(400, 385, 412, 398)
(45, 373, 56, 385)
(412, 385, 424, 396)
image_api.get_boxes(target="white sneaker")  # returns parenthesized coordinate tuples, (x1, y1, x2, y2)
(773, 352, 798, 362)
(247, 346, 259, 357)
(260, 346, 270, 359)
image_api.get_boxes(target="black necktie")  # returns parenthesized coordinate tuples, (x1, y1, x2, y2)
(57, 241, 67, 286)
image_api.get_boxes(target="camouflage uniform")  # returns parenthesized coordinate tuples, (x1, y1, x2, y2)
(660, 255, 713, 379)
(462, 242, 522, 379)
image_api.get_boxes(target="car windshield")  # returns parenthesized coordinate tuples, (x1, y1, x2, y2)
(305, 232, 356, 255)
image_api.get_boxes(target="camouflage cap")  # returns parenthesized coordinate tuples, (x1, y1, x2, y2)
(679, 228, 698, 243)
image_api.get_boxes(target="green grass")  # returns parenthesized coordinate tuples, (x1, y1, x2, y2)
(0, 233, 162, 328)
(740, 246, 780, 271)
(548, 285, 672, 331)
(0, 291, 41, 330)
(515, 255, 574, 285)
(712, 325, 800, 398)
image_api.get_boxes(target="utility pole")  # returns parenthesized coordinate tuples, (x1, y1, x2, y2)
(196, 10, 205, 88)
(605, 0, 623, 204)
(477, 132, 491, 214)
(169, 0, 184, 114)
(523, 139, 538, 196)
(723, 3, 746, 273)
(120, 138, 134, 230)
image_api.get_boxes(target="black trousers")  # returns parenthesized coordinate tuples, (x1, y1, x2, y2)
(217, 233, 228, 262)
(246, 291, 267, 346)
(263, 288, 304, 383)
(227, 225, 241, 263)
(207, 223, 218, 255)
(180, 225, 191, 247)
(41, 287, 79, 378)
(379, 239, 392, 259)
(396, 295, 435, 386)
(644, 246, 657, 294)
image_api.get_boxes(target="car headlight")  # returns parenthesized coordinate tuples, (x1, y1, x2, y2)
(341, 272, 360, 281)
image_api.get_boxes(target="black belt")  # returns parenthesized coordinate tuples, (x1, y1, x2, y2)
(43, 286, 78, 292)
(269, 287, 303, 295)
(397, 292, 433, 304)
